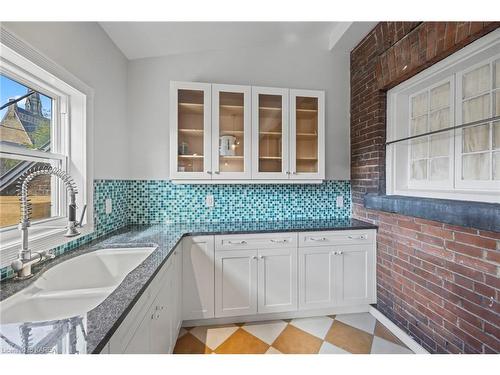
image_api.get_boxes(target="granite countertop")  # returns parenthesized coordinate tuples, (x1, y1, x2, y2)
(0, 218, 376, 354)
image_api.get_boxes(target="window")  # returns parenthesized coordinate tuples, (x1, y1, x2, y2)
(0, 37, 91, 265)
(387, 29, 500, 203)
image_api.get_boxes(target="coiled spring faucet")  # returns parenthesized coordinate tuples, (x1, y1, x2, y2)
(12, 166, 86, 279)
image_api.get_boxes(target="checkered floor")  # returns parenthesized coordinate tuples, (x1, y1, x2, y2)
(173, 313, 414, 354)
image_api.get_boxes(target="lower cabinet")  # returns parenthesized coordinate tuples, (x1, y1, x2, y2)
(106, 229, 376, 353)
(215, 246, 298, 317)
(298, 244, 375, 310)
(109, 245, 182, 354)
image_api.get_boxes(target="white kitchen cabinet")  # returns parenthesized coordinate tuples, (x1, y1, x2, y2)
(174, 247, 183, 333)
(289, 89, 325, 180)
(257, 247, 297, 313)
(150, 259, 174, 354)
(335, 245, 375, 306)
(169, 81, 212, 180)
(298, 247, 336, 310)
(122, 305, 153, 354)
(182, 236, 215, 320)
(211, 84, 252, 180)
(170, 82, 325, 183)
(215, 249, 258, 317)
(251, 86, 290, 179)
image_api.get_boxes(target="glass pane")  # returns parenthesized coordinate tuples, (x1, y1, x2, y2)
(295, 96, 318, 173)
(430, 108, 450, 131)
(462, 153, 489, 180)
(410, 138, 428, 159)
(430, 133, 450, 157)
(495, 60, 500, 89)
(494, 121, 500, 149)
(411, 160, 427, 180)
(0, 74, 52, 152)
(258, 94, 282, 173)
(463, 94, 490, 123)
(177, 89, 204, 172)
(411, 92, 428, 117)
(430, 157, 449, 181)
(430, 82, 450, 111)
(495, 91, 500, 116)
(463, 123, 490, 153)
(0, 158, 53, 228)
(218, 92, 244, 173)
(463, 64, 490, 99)
(411, 115, 428, 136)
(494, 152, 500, 180)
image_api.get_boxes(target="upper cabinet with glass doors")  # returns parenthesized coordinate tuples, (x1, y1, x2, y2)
(289, 89, 325, 180)
(169, 81, 325, 183)
(169, 81, 212, 180)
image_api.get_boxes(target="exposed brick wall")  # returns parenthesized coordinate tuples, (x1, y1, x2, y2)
(350, 22, 500, 353)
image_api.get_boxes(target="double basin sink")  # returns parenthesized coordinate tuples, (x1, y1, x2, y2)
(0, 247, 156, 324)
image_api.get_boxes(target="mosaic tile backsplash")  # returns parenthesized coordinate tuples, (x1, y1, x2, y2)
(127, 180, 351, 224)
(1, 180, 351, 280)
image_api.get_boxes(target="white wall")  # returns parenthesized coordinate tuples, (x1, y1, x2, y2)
(127, 43, 351, 180)
(3, 22, 129, 179)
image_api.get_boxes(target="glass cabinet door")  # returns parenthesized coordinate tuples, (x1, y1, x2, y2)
(252, 87, 289, 179)
(290, 89, 325, 180)
(212, 84, 251, 179)
(170, 82, 211, 179)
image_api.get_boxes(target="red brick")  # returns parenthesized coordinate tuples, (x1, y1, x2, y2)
(445, 240, 483, 258)
(454, 232, 497, 250)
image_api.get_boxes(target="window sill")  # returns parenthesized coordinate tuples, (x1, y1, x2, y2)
(0, 225, 94, 269)
(364, 194, 500, 232)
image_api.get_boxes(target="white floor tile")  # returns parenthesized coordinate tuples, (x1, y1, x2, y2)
(265, 347, 282, 354)
(370, 337, 413, 354)
(289, 316, 334, 339)
(319, 341, 351, 354)
(241, 320, 288, 345)
(190, 325, 239, 350)
(335, 312, 377, 334)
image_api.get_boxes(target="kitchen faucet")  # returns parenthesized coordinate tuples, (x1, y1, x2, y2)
(11, 166, 86, 279)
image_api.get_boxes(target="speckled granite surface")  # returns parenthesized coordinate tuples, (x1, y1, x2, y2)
(0, 219, 376, 354)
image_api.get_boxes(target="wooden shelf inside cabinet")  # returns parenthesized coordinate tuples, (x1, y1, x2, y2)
(220, 130, 244, 135)
(178, 102, 204, 114)
(296, 132, 318, 138)
(259, 156, 282, 160)
(179, 128, 204, 135)
(259, 131, 282, 137)
(178, 154, 204, 159)
(259, 106, 282, 112)
(220, 155, 244, 159)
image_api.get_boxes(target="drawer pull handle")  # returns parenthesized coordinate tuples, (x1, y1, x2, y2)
(228, 240, 247, 245)
(310, 237, 327, 242)
(348, 235, 367, 240)
(270, 239, 287, 243)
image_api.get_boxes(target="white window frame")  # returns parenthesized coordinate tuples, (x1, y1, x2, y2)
(0, 27, 94, 268)
(386, 28, 500, 204)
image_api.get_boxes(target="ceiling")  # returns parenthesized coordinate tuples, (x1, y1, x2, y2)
(100, 22, 369, 60)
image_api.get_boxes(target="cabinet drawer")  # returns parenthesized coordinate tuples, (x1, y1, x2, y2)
(299, 230, 375, 247)
(215, 232, 297, 251)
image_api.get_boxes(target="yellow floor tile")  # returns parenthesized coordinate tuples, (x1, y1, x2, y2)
(173, 333, 211, 354)
(325, 320, 373, 354)
(214, 328, 270, 354)
(272, 325, 323, 354)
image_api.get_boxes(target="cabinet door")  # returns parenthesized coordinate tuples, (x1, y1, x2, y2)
(215, 249, 258, 317)
(335, 245, 376, 306)
(212, 84, 252, 180)
(122, 305, 153, 354)
(182, 236, 215, 320)
(257, 247, 298, 314)
(289, 89, 325, 180)
(252, 86, 290, 179)
(170, 81, 212, 180)
(151, 260, 174, 354)
(298, 247, 336, 310)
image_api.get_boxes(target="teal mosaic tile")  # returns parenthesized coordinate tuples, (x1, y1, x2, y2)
(127, 180, 351, 224)
(1, 179, 351, 280)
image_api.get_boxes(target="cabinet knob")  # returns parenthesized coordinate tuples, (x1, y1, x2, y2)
(252, 256, 257, 260)
(310, 237, 327, 242)
(259, 255, 264, 259)
(338, 251, 343, 255)
(214, 171, 220, 174)
(207, 171, 212, 174)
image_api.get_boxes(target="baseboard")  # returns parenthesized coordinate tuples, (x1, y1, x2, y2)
(369, 306, 429, 354)
(182, 304, 371, 327)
